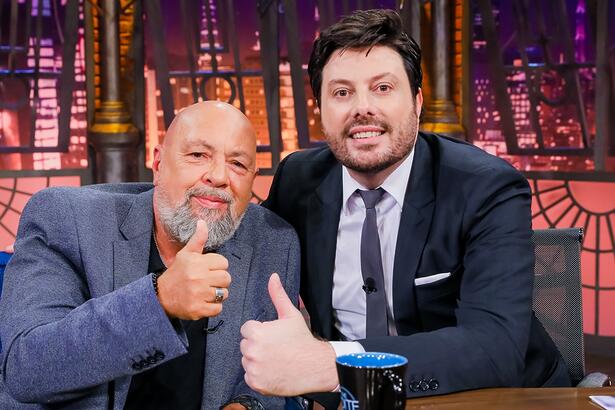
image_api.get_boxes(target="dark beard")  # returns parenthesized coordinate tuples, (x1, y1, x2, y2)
(324, 113, 418, 173)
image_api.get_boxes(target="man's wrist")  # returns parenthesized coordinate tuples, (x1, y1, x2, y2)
(153, 271, 175, 318)
(151, 270, 163, 295)
(313, 340, 340, 392)
(221, 395, 264, 410)
(221, 404, 247, 410)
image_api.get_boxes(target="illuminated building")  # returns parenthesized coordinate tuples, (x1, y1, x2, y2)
(28, 0, 88, 171)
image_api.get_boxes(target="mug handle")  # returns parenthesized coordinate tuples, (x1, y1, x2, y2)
(383, 369, 405, 394)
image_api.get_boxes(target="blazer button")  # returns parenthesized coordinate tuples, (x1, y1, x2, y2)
(419, 380, 429, 391)
(409, 381, 420, 392)
(428, 378, 439, 390)
(154, 350, 165, 361)
(147, 355, 157, 365)
(139, 359, 148, 368)
(131, 362, 142, 371)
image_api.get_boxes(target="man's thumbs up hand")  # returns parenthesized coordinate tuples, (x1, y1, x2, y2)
(268, 273, 302, 320)
(239, 274, 339, 396)
(182, 219, 209, 254)
(156, 220, 231, 320)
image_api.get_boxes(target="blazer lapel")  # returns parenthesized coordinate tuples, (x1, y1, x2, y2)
(108, 189, 154, 402)
(305, 165, 342, 339)
(113, 189, 154, 291)
(392, 136, 436, 334)
(202, 238, 253, 406)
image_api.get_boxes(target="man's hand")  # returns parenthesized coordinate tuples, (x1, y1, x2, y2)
(157, 220, 231, 320)
(240, 273, 338, 396)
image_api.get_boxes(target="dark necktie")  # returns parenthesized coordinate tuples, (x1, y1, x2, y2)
(357, 188, 389, 337)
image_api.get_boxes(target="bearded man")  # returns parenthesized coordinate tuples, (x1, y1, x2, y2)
(240, 9, 570, 408)
(0, 101, 299, 410)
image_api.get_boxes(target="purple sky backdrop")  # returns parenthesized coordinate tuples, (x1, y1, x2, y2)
(149, 0, 399, 71)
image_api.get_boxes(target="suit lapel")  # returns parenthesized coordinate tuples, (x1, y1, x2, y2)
(111, 189, 254, 405)
(305, 165, 342, 339)
(108, 189, 154, 401)
(203, 237, 253, 405)
(112, 190, 154, 291)
(392, 136, 436, 334)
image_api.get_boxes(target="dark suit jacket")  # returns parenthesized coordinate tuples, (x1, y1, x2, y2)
(263, 132, 570, 398)
(0, 183, 300, 409)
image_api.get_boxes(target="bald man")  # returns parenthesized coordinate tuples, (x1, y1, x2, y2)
(0, 102, 300, 410)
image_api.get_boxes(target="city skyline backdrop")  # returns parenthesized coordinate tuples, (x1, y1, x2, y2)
(0, 0, 613, 336)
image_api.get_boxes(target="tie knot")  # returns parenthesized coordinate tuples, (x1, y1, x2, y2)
(357, 188, 385, 209)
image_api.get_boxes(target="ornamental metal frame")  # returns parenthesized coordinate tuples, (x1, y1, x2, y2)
(475, 0, 613, 165)
(0, 0, 80, 154)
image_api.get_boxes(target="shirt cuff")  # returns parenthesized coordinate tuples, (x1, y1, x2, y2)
(328, 342, 364, 393)
(329, 341, 365, 357)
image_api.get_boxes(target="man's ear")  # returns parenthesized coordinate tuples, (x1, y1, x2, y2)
(152, 145, 163, 186)
(414, 88, 424, 118)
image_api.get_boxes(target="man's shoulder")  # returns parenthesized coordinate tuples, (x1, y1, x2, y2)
(25, 183, 154, 220)
(284, 144, 335, 163)
(83, 182, 154, 193)
(32, 183, 153, 201)
(274, 145, 339, 192)
(421, 132, 521, 178)
(242, 203, 298, 236)
(281, 145, 338, 172)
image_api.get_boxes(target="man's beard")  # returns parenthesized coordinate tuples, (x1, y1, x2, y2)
(324, 112, 419, 173)
(156, 186, 244, 251)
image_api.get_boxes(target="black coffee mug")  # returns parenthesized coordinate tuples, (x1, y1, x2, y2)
(336, 352, 407, 410)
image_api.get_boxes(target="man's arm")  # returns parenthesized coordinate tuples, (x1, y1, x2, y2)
(241, 273, 339, 396)
(232, 224, 303, 407)
(240, 166, 536, 397)
(358, 165, 534, 394)
(0, 189, 188, 403)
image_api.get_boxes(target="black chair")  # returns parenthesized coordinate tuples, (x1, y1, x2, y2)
(532, 228, 611, 387)
(301, 228, 610, 409)
(0, 250, 11, 352)
(0, 250, 10, 297)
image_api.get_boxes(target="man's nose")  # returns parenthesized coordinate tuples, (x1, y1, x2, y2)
(203, 157, 228, 187)
(350, 91, 375, 118)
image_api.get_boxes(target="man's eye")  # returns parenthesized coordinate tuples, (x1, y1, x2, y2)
(334, 89, 349, 97)
(376, 84, 392, 92)
(231, 161, 247, 170)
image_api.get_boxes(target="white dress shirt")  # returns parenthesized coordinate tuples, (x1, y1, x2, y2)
(329, 150, 414, 355)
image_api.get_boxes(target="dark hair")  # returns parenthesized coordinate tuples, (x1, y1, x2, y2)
(308, 9, 422, 106)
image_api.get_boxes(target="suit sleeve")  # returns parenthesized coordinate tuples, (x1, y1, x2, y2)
(358, 166, 535, 396)
(0, 189, 188, 404)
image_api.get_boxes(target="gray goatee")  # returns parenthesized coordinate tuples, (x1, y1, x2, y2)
(157, 186, 244, 251)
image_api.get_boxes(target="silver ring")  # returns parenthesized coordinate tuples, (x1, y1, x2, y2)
(213, 287, 225, 303)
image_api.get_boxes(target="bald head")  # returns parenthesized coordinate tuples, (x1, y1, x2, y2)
(163, 101, 256, 151)
(152, 101, 258, 249)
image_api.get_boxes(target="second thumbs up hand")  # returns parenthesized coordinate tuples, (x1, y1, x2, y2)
(239, 273, 339, 396)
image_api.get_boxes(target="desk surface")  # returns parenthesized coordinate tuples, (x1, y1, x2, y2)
(405, 387, 615, 409)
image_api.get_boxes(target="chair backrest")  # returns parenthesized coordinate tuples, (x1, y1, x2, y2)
(0, 251, 11, 352)
(0, 250, 11, 297)
(531, 228, 585, 385)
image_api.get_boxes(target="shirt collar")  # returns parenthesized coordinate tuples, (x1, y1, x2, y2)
(341, 148, 415, 210)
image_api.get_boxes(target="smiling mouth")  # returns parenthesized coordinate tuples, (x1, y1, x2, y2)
(351, 130, 384, 139)
(193, 196, 229, 210)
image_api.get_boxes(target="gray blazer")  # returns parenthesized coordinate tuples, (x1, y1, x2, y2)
(0, 183, 300, 409)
